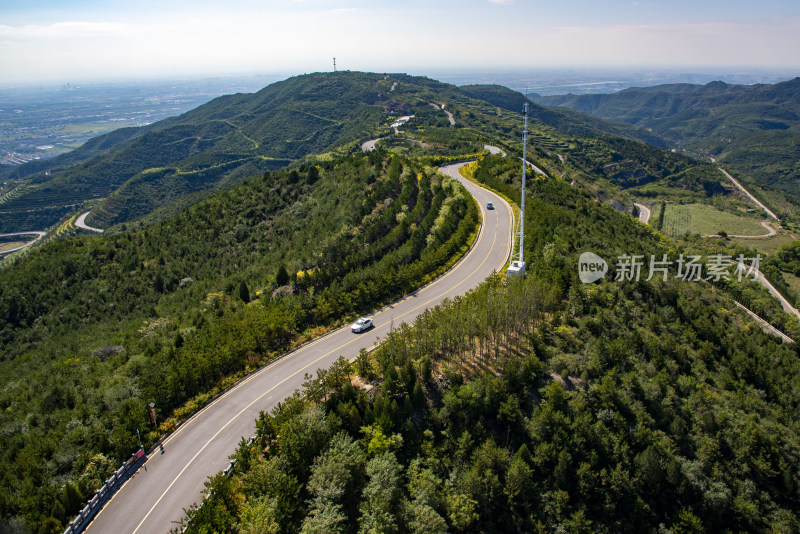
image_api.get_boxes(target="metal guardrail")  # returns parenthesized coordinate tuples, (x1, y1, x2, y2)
(62, 447, 147, 534)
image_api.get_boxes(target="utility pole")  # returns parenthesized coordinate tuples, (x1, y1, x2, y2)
(149, 403, 157, 432)
(507, 102, 528, 278)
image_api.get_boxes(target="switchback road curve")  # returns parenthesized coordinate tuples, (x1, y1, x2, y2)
(86, 162, 514, 533)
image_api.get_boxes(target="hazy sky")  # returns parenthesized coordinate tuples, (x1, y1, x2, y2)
(2, 0, 799, 83)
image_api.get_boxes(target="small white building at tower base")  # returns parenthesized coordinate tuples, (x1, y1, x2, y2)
(506, 260, 526, 278)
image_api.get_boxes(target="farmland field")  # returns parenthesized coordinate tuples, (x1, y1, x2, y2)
(731, 232, 797, 255)
(661, 203, 767, 237)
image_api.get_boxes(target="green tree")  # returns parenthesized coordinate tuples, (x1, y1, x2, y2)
(300, 501, 346, 534)
(276, 265, 290, 286)
(277, 406, 331, 477)
(404, 501, 447, 534)
(445, 492, 479, 531)
(239, 497, 281, 534)
(154, 273, 165, 293)
(303, 432, 365, 531)
(242, 455, 301, 530)
(61, 482, 82, 516)
(355, 348, 372, 380)
(36, 517, 62, 534)
(358, 452, 402, 534)
(670, 508, 705, 534)
(406, 458, 443, 511)
(361, 425, 402, 457)
(505, 456, 533, 520)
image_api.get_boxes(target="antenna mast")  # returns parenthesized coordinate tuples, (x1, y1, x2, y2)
(333, 57, 337, 72)
(507, 101, 528, 278)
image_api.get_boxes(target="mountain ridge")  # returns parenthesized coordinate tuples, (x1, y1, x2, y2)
(0, 72, 689, 233)
(532, 77, 800, 195)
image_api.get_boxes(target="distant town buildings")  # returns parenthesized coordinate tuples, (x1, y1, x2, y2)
(0, 151, 43, 165)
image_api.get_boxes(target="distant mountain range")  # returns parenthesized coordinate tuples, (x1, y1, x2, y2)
(0, 72, 667, 233)
(532, 78, 800, 196)
(3, 73, 798, 234)
(460, 84, 666, 148)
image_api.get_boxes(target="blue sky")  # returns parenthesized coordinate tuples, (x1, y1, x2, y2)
(1, 0, 799, 83)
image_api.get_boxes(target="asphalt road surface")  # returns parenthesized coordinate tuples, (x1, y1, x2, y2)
(85, 161, 513, 533)
(0, 231, 45, 254)
(361, 138, 380, 152)
(633, 202, 651, 224)
(75, 211, 104, 233)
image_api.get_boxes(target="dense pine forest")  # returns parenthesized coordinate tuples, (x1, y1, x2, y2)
(0, 150, 478, 532)
(181, 158, 800, 533)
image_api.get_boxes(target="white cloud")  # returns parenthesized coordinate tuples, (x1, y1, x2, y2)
(534, 20, 800, 68)
(0, 8, 798, 83)
(0, 21, 135, 39)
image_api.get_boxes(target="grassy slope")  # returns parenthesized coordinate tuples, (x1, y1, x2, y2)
(661, 203, 768, 237)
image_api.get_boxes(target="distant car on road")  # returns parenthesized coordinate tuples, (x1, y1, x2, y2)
(486, 202, 494, 210)
(351, 317, 373, 333)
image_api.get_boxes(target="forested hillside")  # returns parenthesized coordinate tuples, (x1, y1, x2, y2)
(0, 150, 478, 532)
(4, 69, 800, 534)
(0, 73, 399, 231)
(534, 78, 800, 197)
(0, 72, 688, 234)
(181, 155, 800, 533)
(460, 84, 667, 148)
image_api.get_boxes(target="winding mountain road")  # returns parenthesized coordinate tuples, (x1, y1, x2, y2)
(705, 220, 777, 239)
(0, 231, 45, 254)
(85, 161, 513, 534)
(484, 144, 506, 157)
(719, 167, 778, 220)
(744, 260, 800, 321)
(634, 202, 651, 224)
(361, 138, 380, 152)
(75, 211, 104, 233)
(523, 158, 546, 176)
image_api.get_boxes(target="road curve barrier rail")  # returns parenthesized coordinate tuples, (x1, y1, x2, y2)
(62, 447, 147, 534)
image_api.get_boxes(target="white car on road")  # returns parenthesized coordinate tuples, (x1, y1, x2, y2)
(351, 317, 373, 333)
